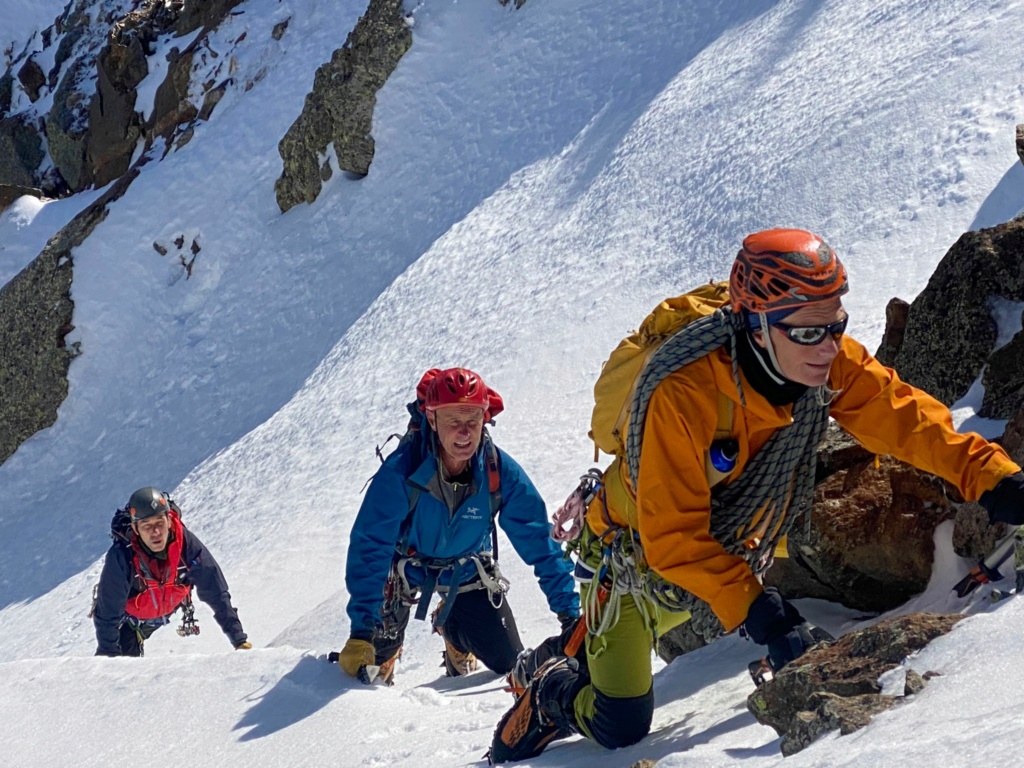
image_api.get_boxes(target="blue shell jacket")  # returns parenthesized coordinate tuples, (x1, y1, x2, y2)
(345, 429, 579, 636)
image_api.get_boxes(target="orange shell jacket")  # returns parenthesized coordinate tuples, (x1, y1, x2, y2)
(585, 334, 1021, 632)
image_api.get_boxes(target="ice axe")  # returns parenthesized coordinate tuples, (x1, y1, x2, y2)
(952, 526, 1024, 598)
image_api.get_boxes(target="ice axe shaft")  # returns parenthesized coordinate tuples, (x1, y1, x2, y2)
(952, 527, 1022, 598)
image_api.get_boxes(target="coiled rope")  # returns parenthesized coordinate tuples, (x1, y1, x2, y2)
(620, 309, 830, 643)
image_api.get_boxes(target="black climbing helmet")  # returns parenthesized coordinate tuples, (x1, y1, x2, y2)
(127, 486, 171, 522)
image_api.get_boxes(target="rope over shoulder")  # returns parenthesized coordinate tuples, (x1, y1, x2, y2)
(620, 308, 831, 643)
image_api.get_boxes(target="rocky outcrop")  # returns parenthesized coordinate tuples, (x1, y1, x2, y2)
(0, 184, 42, 213)
(782, 454, 958, 612)
(2, 0, 247, 194)
(892, 219, 1024, 411)
(981, 327, 1024, 419)
(0, 157, 147, 467)
(747, 613, 962, 755)
(45, 56, 95, 191)
(0, 116, 45, 188)
(873, 297, 909, 368)
(275, 0, 412, 212)
(1017, 124, 1024, 167)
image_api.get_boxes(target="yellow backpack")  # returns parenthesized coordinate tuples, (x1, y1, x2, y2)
(590, 281, 733, 458)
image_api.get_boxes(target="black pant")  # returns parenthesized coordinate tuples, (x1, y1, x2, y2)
(374, 587, 524, 674)
(118, 620, 159, 657)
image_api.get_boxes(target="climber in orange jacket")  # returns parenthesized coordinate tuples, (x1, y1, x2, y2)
(490, 228, 1024, 763)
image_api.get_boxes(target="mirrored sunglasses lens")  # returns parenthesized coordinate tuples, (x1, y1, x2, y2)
(787, 326, 827, 344)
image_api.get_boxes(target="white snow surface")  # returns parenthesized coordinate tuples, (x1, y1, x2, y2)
(2, 0, 1024, 765)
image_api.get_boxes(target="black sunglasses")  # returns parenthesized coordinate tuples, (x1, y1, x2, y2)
(772, 316, 849, 346)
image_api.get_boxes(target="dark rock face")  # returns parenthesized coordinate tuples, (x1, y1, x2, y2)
(3, 0, 247, 194)
(88, 35, 148, 188)
(981, 329, 1024, 419)
(16, 57, 47, 102)
(892, 220, 1024, 410)
(0, 116, 45, 188)
(176, 0, 246, 37)
(0, 184, 42, 212)
(747, 613, 963, 755)
(873, 297, 909, 367)
(0, 158, 146, 467)
(45, 58, 95, 191)
(275, 0, 413, 212)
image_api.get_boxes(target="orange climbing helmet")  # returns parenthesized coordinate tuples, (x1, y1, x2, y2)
(729, 228, 848, 314)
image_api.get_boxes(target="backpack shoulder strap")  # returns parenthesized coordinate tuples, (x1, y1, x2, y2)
(483, 433, 503, 559)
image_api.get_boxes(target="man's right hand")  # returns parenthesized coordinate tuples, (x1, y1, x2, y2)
(338, 636, 377, 683)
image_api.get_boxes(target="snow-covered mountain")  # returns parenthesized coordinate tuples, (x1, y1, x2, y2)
(1, 0, 1023, 765)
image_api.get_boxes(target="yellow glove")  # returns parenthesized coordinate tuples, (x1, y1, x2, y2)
(235, 641, 253, 650)
(338, 637, 378, 683)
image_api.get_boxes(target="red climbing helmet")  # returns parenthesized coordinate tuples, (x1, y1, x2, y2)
(416, 367, 504, 420)
(729, 228, 849, 313)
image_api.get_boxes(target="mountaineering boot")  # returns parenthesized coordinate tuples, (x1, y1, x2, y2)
(488, 656, 579, 764)
(505, 648, 534, 698)
(377, 646, 402, 686)
(441, 641, 479, 676)
(431, 600, 479, 677)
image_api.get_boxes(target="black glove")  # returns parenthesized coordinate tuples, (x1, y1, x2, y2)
(980, 472, 1024, 525)
(557, 611, 580, 632)
(743, 587, 815, 671)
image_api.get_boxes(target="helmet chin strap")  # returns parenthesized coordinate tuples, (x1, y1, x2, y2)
(756, 312, 788, 385)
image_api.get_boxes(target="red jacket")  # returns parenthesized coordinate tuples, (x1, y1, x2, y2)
(124, 511, 192, 621)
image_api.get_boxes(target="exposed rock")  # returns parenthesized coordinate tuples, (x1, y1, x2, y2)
(198, 80, 229, 121)
(0, 71, 13, 117)
(272, 18, 290, 41)
(176, 0, 247, 37)
(149, 47, 199, 140)
(747, 613, 963, 755)
(780, 692, 897, 756)
(656, 619, 708, 664)
(813, 422, 874, 483)
(873, 297, 909, 367)
(275, 0, 413, 212)
(45, 58, 94, 191)
(88, 34, 147, 187)
(0, 155, 147, 467)
(1017, 124, 1024, 168)
(903, 669, 927, 695)
(952, 502, 1005, 560)
(0, 115, 45, 187)
(498, 0, 529, 8)
(892, 220, 1024, 408)
(0, 184, 42, 213)
(785, 456, 956, 612)
(1001, 407, 1024, 460)
(980, 328, 1024, 419)
(16, 56, 46, 103)
(628, 761, 657, 768)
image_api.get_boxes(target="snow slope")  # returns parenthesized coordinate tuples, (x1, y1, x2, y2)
(2, 0, 1024, 765)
